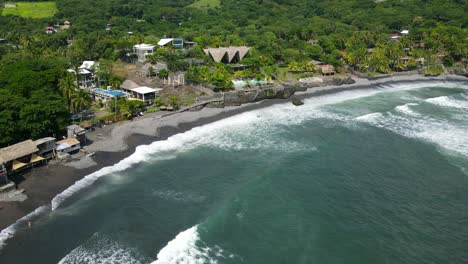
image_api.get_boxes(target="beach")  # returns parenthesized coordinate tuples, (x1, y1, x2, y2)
(0, 73, 466, 234)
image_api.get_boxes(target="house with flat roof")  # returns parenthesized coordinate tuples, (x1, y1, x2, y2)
(56, 138, 81, 155)
(158, 38, 184, 48)
(67, 124, 87, 145)
(133, 44, 155, 62)
(34, 137, 57, 160)
(122, 86, 162, 105)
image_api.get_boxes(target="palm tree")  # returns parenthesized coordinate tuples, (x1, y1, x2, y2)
(109, 76, 122, 89)
(58, 73, 78, 110)
(71, 89, 92, 114)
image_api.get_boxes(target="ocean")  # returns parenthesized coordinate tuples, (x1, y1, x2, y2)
(0, 81, 467, 264)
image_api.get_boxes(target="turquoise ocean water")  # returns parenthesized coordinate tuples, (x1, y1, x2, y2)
(0, 81, 467, 264)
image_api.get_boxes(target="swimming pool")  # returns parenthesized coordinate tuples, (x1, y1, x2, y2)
(94, 88, 127, 97)
(232, 79, 267, 87)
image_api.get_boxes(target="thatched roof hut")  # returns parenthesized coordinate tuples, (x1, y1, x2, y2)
(0, 140, 39, 164)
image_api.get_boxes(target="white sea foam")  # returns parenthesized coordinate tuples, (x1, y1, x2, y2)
(58, 233, 149, 264)
(355, 112, 384, 122)
(426, 95, 468, 109)
(0, 205, 49, 251)
(356, 108, 468, 157)
(152, 225, 233, 264)
(394, 103, 420, 116)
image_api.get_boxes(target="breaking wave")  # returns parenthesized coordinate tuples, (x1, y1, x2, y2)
(0, 206, 49, 251)
(426, 94, 468, 109)
(58, 233, 150, 264)
(152, 225, 235, 264)
(394, 103, 420, 116)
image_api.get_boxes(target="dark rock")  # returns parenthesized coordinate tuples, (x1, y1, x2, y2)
(292, 96, 304, 106)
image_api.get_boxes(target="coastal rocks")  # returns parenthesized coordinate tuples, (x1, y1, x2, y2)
(292, 96, 304, 106)
(223, 85, 294, 106)
(210, 76, 357, 108)
(328, 77, 356, 86)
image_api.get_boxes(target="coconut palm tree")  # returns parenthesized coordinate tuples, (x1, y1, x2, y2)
(109, 76, 122, 89)
(58, 73, 78, 110)
(71, 89, 92, 114)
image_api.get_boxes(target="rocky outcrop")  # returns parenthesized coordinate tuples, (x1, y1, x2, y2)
(210, 77, 356, 108)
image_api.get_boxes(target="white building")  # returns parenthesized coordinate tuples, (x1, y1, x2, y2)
(158, 38, 184, 48)
(133, 44, 155, 62)
(122, 86, 162, 105)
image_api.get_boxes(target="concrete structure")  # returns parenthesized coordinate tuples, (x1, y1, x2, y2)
(67, 125, 87, 144)
(133, 44, 155, 62)
(0, 161, 7, 185)
(56, 138, 81, 154)
(34, 137, 56, 160)
(158, 38, 184, 48)
(203, 46, 250, 63)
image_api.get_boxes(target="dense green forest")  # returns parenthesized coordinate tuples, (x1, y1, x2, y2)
(0, 0, 467, 147)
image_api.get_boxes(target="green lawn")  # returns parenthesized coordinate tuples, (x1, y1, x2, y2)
(187, 0, 220, 10)
(2, 2, 57, 18)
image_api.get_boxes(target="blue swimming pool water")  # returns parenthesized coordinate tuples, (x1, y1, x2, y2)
(95, 88, 127, 97)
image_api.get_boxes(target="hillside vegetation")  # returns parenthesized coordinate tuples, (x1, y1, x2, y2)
(1, 1, 57, 18)
(0, 0, 466, 147)
(187, 0, 220, 10)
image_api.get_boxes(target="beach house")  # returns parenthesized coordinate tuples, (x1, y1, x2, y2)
(124, 86, 162, 105)
(56, 138, 81, 155)
(34, 137, 57, 160)
(0, 140, 45, 176)
(133, 44, 155, 62)
(158, 38, 184, 48)
(67, 124, 88, 146)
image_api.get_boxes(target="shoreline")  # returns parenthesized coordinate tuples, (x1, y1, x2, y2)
(0, 74, 466, 247)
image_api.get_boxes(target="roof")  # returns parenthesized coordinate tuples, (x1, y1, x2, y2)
(56, 138, 80, 149)
(158, 38, 174, 46)
(133, 44, 154, 50)
(79, 61, 96, 70)
(121, 80, 140, 90)
(79, 69, 91, 75)
(131, 86, 162, 94)
(67, 124, 86, 134)
(203, 46, 251, 63)
(0, 140, 39, 164)
(321, 64, 335, 73)
(34, 137, 56, 146)
(401, 30, 409, 34)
